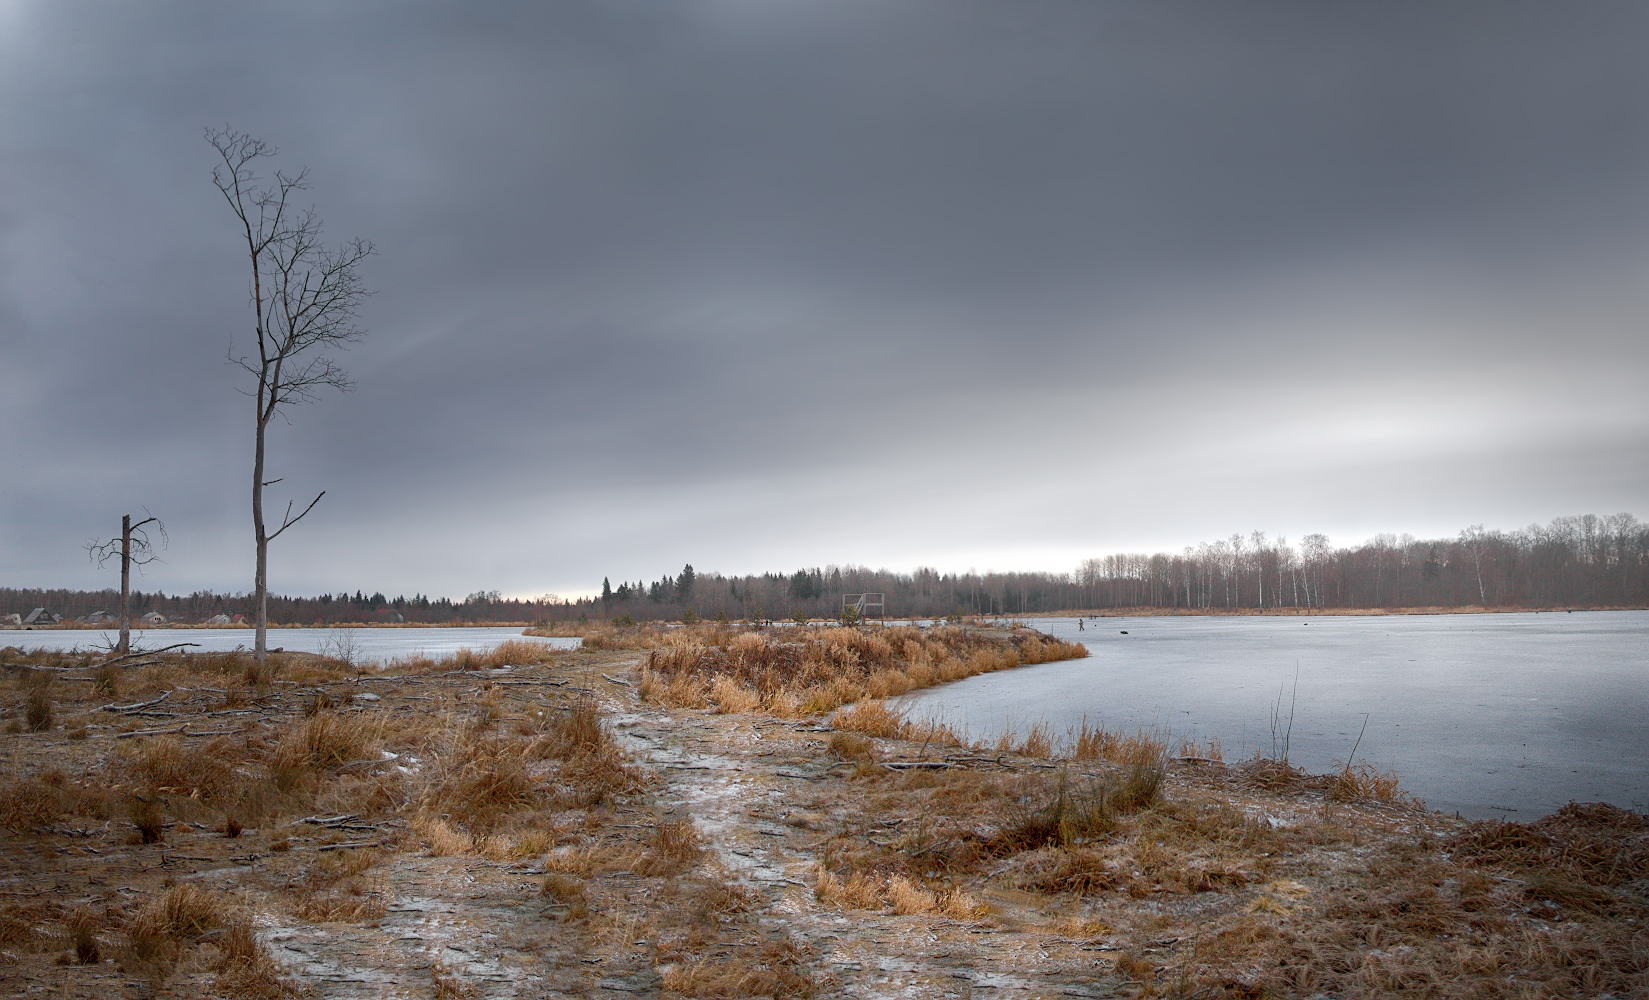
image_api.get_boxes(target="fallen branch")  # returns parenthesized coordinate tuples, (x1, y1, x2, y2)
(116, 725, 187, 740)
(601, 673, 632, 687)
(97, 691, 171, 714)
(881, 761, 952, 770)
(284, 813, 361, 829)
(96, 644, 200, 667)
(316, 841, 379, 852)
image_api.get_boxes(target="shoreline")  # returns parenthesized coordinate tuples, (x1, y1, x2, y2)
(1015, 604, 1647, 618)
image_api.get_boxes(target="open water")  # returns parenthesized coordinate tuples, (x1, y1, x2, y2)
(904, 611, 1649, 819)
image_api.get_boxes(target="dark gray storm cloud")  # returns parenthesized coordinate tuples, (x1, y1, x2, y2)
(3, 1, 1646, 597)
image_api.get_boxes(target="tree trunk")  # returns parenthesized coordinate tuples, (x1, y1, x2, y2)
(253, 405, 269, 665)
(118, 514, 131, 655)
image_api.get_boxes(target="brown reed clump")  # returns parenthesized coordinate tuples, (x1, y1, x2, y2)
(635, 819, 705, 877)
(421, 737, 540, 836)
(121, 884, 236, 983)
(269, 710, 376, 771)
(660, 940, 816, 999)
(24, 679, 54, 732)
(636, 623, 1085, 718)
(0, 779, 61, 832)
(1327, 761, 1403, 803)
(124, 735, 235, 800)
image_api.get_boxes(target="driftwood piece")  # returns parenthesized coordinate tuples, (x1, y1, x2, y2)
(116, 725, 187, 740)
(97, 643, 200, 667)
(97, 691, 171, 714)
(600, 673, 632, 687)
(881, 761, 952, 770)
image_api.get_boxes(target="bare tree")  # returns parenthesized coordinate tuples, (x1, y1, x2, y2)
(87, 512, 166, 654)
(208, 127, 374, 665)
(1458, 524, 1491, 606)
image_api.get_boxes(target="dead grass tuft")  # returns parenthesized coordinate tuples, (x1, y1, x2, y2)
(421, 738, 539, 835)
(24, 679, 54, 732)
(832, 700, 904, 739)
(814, 867, 885, 910)
(539, 874, 591, 921)
(121, 884, 237, 983)
(1327, 761, 1404, 803)
(827, 732, 877, 763)
(212, 917, 296, 999)
(130, 796, 165, 844)
(269, 710, 376, 771)
(661, 939, 815, 998)
(125, 735, 235, 800)
(0, 779, 61, 832)
(636, 819, 704, 877)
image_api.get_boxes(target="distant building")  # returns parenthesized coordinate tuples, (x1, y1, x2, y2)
(2, 613, 20, 627)
(23, 608, 59, 626)
(204, 614, 232, 625)
(140, 611, 167, 625)
(231, 614, 246, 624)
(85, 611, 115, 623)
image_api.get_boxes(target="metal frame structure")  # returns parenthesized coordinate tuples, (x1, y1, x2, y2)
(841, 593, 885, 623)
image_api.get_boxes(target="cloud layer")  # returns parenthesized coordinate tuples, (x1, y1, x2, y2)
(3, 1, 1646, 597)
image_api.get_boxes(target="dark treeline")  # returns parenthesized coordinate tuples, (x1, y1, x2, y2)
(6, 513, 1645, 626)
(0, 588, 567, 626)
(585, 512, 1649, 619)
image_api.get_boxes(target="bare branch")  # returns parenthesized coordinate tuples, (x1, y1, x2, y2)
(268, 490, 325, 541)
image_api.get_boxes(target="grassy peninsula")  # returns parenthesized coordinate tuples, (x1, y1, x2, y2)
(0, 624, 1641, 998)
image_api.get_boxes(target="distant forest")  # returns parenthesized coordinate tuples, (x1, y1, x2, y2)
(4, 513, 1644, 626)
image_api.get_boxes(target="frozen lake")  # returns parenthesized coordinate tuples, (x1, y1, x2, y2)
(905, 611, 1649, 820)
(4, 626, 582, 661)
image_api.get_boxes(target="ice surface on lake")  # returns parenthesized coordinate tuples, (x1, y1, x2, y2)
(6, 625, 581, 661)
(904, 611, 1649, 819)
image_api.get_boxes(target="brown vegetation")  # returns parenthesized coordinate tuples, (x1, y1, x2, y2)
(1, 626, 1644, 998)
(629, 622, 1085, 718)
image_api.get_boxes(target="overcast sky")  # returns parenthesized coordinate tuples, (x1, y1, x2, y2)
(3, 1, 1646, 599)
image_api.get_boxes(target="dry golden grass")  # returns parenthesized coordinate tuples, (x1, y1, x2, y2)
(269, 710, 377, 771)
(411, 701, 641, 850)
(118, 883, 297, 990)
(413, 816, 474, 857)
(635, 819, 705, 877)
(709, 674, 762, 713)
(0, 778, 62, 832)
(827, 731, 877, 763)
(661, 940, 815, 998)
(1327, 761, 1404, 803)
(124, 735, 235, 799)
(420, 737, 539, 835)
(541, 843, 645, 877)
(635, 624, 1085, 718)
(832, 700, 905, 739)
(24, 681, 54, 732)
